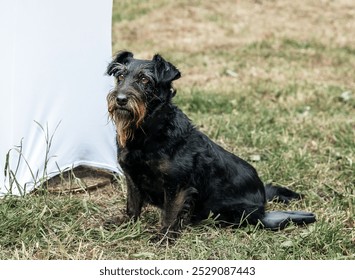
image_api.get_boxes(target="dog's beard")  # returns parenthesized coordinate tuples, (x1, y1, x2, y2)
(107, 93, 146, 148)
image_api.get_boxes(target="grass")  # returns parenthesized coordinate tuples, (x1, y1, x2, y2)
(1, 0, 354, 259)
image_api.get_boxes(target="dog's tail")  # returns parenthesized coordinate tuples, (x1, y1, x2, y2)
(260, 210, 316, 230)
(264, 183, 303, 203)
(262, 184, 316, 229)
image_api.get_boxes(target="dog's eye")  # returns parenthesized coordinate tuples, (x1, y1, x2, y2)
(141, 77, 149, 84)
(117, 74, 125, 81)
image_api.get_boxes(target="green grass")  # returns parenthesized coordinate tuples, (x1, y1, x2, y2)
(112, 0, 170, 22)
(1, 0, 354, 260)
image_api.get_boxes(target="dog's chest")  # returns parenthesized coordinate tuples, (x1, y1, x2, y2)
(118, 148, 170, 192)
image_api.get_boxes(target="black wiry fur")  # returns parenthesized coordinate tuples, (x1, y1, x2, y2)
(106, 51, 316, 241)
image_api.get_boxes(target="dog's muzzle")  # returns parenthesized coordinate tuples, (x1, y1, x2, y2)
(108, 91, 131, 115)
(116, 93, 128, 106)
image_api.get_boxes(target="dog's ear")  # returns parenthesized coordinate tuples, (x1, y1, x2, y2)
(107, 51, 134, 76)
(152, 54, 181, 84)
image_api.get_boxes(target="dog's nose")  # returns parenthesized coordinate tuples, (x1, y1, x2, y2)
(116, 94, 128, 106)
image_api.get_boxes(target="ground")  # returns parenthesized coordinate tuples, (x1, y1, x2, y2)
(0, 0, 354, 259)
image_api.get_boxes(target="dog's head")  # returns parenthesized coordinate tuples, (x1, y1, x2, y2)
(106, 51, 181, 147)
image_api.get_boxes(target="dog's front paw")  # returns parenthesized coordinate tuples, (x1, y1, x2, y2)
(103, 214, 130, 230)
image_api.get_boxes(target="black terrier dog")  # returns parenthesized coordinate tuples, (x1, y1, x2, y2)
(106, 51, 316, 239)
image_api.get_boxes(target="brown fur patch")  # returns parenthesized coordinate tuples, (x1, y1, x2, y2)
(157, 158, 171, 174)
(161, 188, 191, 229)
(107, 90, 146, 147)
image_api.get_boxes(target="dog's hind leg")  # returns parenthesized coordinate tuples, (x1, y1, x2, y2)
(265, 184, 303, 203)
(260, 211, 316, 230)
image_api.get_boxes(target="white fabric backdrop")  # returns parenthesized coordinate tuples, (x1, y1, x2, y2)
(0, 0, 120, 196)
